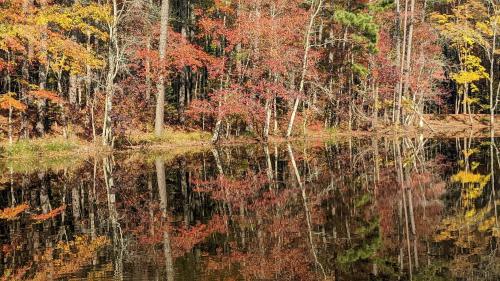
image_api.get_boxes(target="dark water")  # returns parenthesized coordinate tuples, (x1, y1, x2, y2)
(0, 137, 499, 281)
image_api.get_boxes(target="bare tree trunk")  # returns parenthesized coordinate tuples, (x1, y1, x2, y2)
(20, 0, 32, 139)
(263, 98, 272, 141)
(396, 0, 409, 126)
(489, 16, 497, 127)
(372, 85, 379, 129)
(155, 0, 170, 137)
(403, 0, 416, 125)
(85, 31, 92, 104)
(212, 13, 229, 143)
(36, 0, 48, 136)
(212, 118, 223, 143)
(145, 0, 153, 102)
(69, 73, 78, 105)
(102, 0, 122, 146)
(286, 0, 322, 138)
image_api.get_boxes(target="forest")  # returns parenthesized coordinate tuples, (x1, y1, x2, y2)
(0, 1, 499, 279)
(0, 0, 499, 148)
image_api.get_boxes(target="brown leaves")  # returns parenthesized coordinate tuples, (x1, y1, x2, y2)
(0, 203, 29, 220)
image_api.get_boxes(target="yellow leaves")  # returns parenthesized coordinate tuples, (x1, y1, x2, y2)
(478, 217, 496, 232)
(47, 36, 105, 74)
(431, 0, 497, 96)
(35, 8, 73, 30)
(451, 55, 488, 86)
(465, 208, 476, 218)
(430, 13, 450, 25)
(72, 3, 112, 37)
(1, 1, 108, 76)
(452, 72, 482, 85)
(35, 3, 110, 40)
(470, 162, 480, 172)
(0, 93, 27, 111)
(462, 96, 480, 106)
(451, 171, 490, 186)
(494, 227, 500, 238)
(476, 21, 493, 37)
(435, 230, 452, 242)
(461, 34, 475, 46)
(452, 169, 490, 207)
(462, 148, 478, 158)
(0, 203, 29, 220)
(463, 54, 485, 70)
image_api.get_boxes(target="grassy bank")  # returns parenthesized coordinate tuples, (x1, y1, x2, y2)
(0, 136, 88, 158)
(127, 128, 212, 147)
(2, 115, 500, 161)
(0, 137, 90, 173)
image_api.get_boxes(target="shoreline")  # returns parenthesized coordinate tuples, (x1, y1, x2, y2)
(1, 114, 500, 162)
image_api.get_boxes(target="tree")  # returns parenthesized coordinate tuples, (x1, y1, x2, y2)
(155, 0, 170, 137)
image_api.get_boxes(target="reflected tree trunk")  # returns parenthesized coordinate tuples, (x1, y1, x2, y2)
(287, 143, 326, 278)
(156, 158, 174, 280)
(103, 155, 123, 278)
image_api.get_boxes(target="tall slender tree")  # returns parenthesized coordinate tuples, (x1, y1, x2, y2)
(155, 0, 170, 137)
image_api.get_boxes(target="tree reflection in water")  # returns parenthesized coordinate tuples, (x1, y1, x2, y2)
(0, 137, 498, 280)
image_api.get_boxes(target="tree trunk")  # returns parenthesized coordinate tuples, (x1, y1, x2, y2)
(403, 0, 416, 125)
(489, 16, 497, 128)
(69, 73, 78, 105)
(263, 98, 272, 141)
(8, 106, 13, 145)
(102, 0, 121, 146)
(36, 9, 48, 137)
(103, 70, 115, 146)
(155, 0, 170, 137)
(396, 0, 409, 126)
(286, 0, 322, 138)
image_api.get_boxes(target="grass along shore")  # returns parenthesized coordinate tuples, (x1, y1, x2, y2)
(1, 114, 500, 161)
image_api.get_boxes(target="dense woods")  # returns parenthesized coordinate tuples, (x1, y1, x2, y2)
(0, 0, 499, 146)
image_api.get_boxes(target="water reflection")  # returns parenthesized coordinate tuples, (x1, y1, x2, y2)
(0, 137, 498, 280)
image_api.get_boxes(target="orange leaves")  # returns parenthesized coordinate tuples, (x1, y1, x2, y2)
(0, 203, 29, 220)
(0, 203, 66, 222)
(30, 235, 110, 281)
(0, 93, 27, 111)
(31, 204, 66, 221)
(28, 90, 64, 104)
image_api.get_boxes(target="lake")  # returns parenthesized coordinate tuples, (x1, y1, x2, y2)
(0, 136, 498, 280)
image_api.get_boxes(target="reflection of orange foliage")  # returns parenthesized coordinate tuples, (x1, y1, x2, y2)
(194, 172, 269, 207)
(28, 90, 64, 104)
(172, 215, 228, 257)
(31, 204, 66, 221)
(0, 203, 29, 220)
(31, 236, 109, 281)
(135, 214, 228, 258)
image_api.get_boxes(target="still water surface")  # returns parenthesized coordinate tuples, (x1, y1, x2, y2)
(0, 137, 498, 280)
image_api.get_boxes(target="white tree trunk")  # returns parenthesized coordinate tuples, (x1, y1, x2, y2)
(155, 0, 170, 137)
